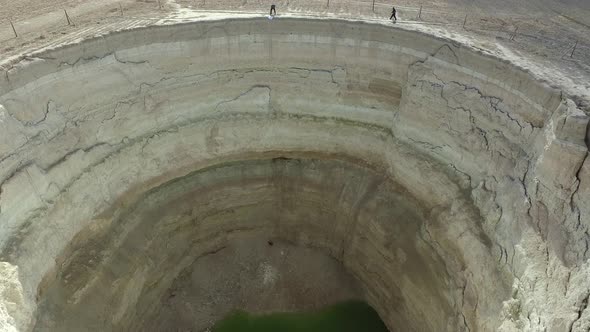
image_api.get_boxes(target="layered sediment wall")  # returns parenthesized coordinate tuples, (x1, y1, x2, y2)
(0, 18, 588, 331)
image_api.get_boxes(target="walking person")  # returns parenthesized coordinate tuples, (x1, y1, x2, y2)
(270, 4, 277, 16)
(390, 6, 397, 22)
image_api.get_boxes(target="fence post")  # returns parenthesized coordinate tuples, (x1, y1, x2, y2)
(327, 0, 329, 7)
(462, 14, 467, 29)
(418, 5, 422, 20)
(119, 3, 124, 16)
(9, 20, 17, 38)
(64, 9, 72, 25)
(570, 40, 578, 58)
(157, 0, 162, 9)
(372, 0, 375, 13)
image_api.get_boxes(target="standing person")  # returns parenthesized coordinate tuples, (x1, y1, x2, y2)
(390, 6, 397, 22)
(270, 4, 277, 16)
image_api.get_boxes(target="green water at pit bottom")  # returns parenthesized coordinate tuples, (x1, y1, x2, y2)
(211, 300, 389, 332)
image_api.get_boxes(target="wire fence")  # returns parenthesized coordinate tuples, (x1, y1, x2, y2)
(1, 0, 589, 64)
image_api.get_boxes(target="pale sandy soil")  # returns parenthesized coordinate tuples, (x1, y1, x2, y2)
(0, 0, 589, 108)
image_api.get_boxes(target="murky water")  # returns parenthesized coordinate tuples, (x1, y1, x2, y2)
(212, 300, 389, 332)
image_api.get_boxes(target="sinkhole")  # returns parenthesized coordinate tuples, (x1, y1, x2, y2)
(0, 17, 589, 332)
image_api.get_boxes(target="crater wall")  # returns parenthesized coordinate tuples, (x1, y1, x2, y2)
(0, 18, 588, 332)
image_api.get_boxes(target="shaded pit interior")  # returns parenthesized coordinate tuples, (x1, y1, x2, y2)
(35, 157, 444, 331)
